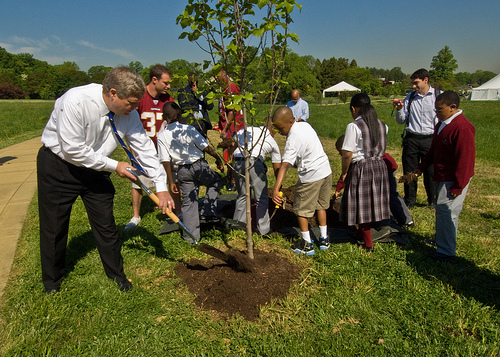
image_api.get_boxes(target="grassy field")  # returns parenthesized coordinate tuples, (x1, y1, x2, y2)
(0, 99, 499, 356)
(0, 100, 54, 150)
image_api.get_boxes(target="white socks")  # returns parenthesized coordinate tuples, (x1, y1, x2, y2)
(301, 231, 312, 243)
(301, 227, 328, 242)
(320, 225, 328, 238)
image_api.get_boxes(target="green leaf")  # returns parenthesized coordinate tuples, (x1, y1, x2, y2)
(252, 27, 265, 38)
(257, 0, 268, 9)
(284, 2, 294, 14)
(226, 43, 239, 53)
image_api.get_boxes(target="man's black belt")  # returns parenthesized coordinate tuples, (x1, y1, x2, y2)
(405, 132, 433, 139)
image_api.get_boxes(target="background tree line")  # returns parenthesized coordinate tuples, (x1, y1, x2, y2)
(0, 45, 496, 101)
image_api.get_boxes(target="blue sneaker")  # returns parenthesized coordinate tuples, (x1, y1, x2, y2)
(318, 236, 330, 250)
(292, 239, 315, 255)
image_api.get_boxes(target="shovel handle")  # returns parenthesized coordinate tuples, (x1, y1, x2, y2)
(146, 191, 180, 224)
(275, 191, 283, 209)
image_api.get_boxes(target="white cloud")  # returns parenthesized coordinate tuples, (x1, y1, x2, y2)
(1, 36, 71, 55)
(77, 40, 135, 59)
(0, 42, 15, 52)
(17, 46, 42, 55)
(0, 36, 81, 66)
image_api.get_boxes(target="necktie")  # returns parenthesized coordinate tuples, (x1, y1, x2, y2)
(108, 112, 148, 176)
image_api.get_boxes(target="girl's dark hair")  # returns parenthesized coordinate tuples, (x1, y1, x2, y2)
(350, 93, 380, 147)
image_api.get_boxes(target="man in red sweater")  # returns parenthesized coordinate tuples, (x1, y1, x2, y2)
(415, 91, 475, 261)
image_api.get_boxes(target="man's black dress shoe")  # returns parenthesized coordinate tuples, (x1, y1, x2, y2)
(44, 288, 59, 294)
(117, 279, 133, 291)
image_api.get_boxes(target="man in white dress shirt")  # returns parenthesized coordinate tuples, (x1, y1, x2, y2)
(393, 68, 439, 209)
(37, 67, 174, 294)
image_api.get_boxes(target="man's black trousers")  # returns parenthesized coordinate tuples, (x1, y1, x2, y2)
(402, 133, 436, 207)
(37, 146, 126, 291)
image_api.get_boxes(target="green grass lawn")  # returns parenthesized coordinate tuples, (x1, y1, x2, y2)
(0, 100, 54, 150)
(0, 99, 499, 356)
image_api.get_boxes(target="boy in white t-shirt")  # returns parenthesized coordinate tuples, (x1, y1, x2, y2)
(157, 102, 224, 243)
(272, 106, 332, 255)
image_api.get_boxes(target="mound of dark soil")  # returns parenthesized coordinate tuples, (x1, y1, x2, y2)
(172, 185, 343, 321)
(174, 249, 301, 321)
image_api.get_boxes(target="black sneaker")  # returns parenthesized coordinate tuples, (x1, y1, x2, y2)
(200, 215, 221, 224)
(424, 238, 437, 247)
(318, 236, 330, 250)
(403, 220, 414, 228)
(291, 239, 315, 255)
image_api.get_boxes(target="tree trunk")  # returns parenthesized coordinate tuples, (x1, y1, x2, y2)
(242, 106, 254, 259)
(244, 152, 253, 259)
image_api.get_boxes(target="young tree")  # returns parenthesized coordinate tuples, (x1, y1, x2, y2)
(177, 0, 302, 258)
(430, 45, 458, 81)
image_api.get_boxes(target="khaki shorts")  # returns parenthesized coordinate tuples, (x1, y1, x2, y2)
(131, 174, 154, 190)
(293, 174, 332, 218)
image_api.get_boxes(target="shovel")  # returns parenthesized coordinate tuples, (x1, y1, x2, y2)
(126, 168, 254, 272)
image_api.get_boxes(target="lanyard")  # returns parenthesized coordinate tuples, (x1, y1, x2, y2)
(108, 112, 148, 176)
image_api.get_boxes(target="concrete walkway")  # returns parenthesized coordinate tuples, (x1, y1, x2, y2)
(0, 137, 41, 297)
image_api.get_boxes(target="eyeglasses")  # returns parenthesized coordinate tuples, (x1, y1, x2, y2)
(434, 104, 455, 113)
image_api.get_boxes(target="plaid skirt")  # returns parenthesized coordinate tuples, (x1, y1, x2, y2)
(340, 157, 390, 226)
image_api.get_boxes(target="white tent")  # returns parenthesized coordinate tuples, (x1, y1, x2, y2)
(470, 74, 500, 100)
(322, 81, 361, 98)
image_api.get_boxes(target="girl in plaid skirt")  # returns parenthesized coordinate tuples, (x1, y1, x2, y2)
(338, 93, 390, 252)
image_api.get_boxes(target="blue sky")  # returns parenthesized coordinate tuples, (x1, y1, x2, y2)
(1, 0, 499, 76)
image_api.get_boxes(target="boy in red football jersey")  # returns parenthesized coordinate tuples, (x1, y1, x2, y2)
(125, 65, 178, 230)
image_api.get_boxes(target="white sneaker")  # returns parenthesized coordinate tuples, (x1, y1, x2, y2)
(124, 217, 141, 230)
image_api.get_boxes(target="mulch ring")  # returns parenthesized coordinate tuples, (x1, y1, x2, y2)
(174, 248, 301, 321)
